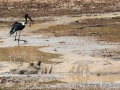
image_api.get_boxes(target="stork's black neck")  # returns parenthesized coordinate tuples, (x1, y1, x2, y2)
(25, 17, 27, 24)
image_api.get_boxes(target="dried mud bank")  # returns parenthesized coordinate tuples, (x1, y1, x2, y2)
(0, 75, 120, 90)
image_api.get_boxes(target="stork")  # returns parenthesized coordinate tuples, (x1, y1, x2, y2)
(9, 14, 34, 45)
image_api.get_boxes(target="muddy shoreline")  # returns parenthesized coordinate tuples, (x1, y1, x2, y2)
(0, 74, 120, 90)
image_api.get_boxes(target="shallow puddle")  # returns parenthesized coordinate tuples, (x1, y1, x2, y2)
(0, 46, 60, 63)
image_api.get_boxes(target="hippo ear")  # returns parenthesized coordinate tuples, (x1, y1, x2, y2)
(29, 62, 34, 66)
(37, 61, 41, 66)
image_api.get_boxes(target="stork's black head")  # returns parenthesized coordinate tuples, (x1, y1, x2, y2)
(25, 14, 28, 19)
(24, 14, 34, 25)
(25, 14, 34, 22)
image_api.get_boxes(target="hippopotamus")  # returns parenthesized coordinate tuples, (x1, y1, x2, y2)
(10, 61, 54, 74)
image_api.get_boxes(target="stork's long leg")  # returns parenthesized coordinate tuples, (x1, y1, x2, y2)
(18, 31, 21, 45)
(15, 30, 27, 45)
(14, 32, 17, 41)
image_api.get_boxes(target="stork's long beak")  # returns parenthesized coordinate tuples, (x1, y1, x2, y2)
(27, 15, 34, 27)
(28, 16, 34, 22)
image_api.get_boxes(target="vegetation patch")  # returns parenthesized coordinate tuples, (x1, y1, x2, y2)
(0, 41, 3, 43)
(35, 17, 120, 42)
(39, 80, 66, 84)
(0, 46, 61, 63)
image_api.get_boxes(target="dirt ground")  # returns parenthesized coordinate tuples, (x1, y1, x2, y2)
(0, 12, 120, 89)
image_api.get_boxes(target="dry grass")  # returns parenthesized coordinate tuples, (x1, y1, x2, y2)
(35, 18, 54, 24)
(34, 17, 120, 43)
(0, 41, 3, 43)
(0, 46, 61, 63)
(39, 80, 65, 84)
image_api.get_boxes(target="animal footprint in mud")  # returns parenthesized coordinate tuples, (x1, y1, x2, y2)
(54, 48, 57, 51)
(24, 40, 27, 44)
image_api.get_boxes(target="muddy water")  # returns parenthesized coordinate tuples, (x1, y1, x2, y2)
(0, 46, 60, 63)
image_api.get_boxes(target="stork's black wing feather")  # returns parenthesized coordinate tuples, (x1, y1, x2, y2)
(9, 22, 25, 35)
(10, 22, 19, 35)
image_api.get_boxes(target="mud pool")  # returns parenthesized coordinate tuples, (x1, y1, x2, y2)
(0, 36, 120, 83)
(0, 13, 120, 87)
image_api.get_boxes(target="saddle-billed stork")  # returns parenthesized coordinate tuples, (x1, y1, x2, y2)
(9, 14, 34, 45)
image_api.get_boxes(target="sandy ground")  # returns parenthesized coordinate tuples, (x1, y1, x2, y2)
(0, 12, 120, 89)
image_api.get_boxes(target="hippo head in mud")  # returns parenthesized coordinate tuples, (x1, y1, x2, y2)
(10, 61, 42, 74)
(10, 61, 53, 74)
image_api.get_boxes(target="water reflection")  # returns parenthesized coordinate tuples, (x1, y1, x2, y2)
(0, 46, 60, 63)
